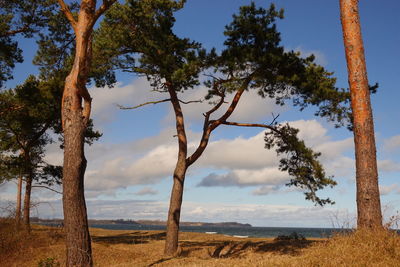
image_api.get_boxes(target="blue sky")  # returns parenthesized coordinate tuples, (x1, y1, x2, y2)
(1, 0, 400, 227)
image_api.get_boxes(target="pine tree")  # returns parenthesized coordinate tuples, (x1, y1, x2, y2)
(96, 1, 350, 255)
(339, 0, 382, 228)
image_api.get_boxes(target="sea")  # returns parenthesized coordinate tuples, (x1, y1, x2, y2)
(88, 224, 349, 238)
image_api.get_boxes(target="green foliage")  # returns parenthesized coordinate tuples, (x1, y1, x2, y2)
(0, 76, 61, 185)
(95, 0, 207, 91)
(265, 124, 336, 206)
(214, 3, 349, 126)
(0, 0, 57, 87)
(33, 2, 78, 80)
(95, 1, 344, 204)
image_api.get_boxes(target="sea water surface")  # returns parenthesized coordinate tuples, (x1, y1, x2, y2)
(89, 224, 348, 238)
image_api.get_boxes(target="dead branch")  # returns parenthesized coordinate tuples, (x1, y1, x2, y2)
(32, 185, 62, 194)
(117, 99, 171, 110)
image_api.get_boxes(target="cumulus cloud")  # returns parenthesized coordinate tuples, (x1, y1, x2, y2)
(163, 85, 286, 125)
(89, 78, 161, 125)
(196, 119, 355, 191)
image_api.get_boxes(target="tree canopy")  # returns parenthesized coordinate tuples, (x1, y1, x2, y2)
(0, 0, 56, 88)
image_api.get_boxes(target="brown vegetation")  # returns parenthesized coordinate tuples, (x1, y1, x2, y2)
(1, 220, 399, 267)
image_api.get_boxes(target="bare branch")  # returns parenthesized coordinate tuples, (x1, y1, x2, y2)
(117, 99, 171, 110)
(32, 185, 62, 194)
(219, 121, 277, 132)
(178, 99, 203, 105)
(56, 0, 77, 30)
(270, 113, 280, 125)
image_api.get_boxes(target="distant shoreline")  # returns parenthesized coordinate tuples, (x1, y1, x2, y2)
(31, 217, 252, 227)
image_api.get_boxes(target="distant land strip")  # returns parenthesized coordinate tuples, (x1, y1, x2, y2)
(29, 217, 252, 227)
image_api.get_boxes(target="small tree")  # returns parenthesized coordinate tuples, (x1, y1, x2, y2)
(0, 76, 61, 230)
(97, 1, 350, 255)
(339, 0, 382, 228)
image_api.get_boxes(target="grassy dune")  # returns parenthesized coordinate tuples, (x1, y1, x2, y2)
(1, 219, 399, 266)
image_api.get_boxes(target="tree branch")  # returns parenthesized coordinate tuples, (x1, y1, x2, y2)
(32, 185, 62, 194)
(57, 0, 77, 30)
(178, 99, 203, 104)
(94, 0, 117, 22)
(186, 82, 228, 167)
(118, 99, 171, 110)
(4, 25, 30, 37)
(218, 121, 279, 133)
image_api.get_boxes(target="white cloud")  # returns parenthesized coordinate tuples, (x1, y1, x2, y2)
(378, 160, 400, 172)
(71, 119, 355, 197)
(379, 184, 399, 196)
(89, 78, 161, 125)
(292, 46, 328, 66)
(252, 185, 281, 196)
(135, 187, 158, 196)
(383, 135, 400, 152)
(163, 85, 285, 125)
(29, 198, 341, 227)
(198, 168, 289, 187)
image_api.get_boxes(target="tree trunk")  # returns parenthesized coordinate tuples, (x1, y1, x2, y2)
(61, 40, 93, 267)
(62, 110, 92, 266)
(57, 1, 116, 265)
(339, 0, 382, 228)
(22, 175, 32, 232)
(15, 175, 23, 227)
(61, 6, 94, 267)
(164, 85, 188, 256)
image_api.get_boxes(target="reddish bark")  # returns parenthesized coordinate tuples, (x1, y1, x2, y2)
(164, 85, 188, 256)
(57, 1, 116, 266)
(339, 0, 382, 228)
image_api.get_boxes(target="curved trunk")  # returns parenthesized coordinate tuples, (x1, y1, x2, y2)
(164, 156, 187, 255)
(56, 1, 116, 265)
(61, 13, 94, 267)
(61, 40, 93, 267)
(22, 175, 32, 232)
(15, 175, 23, 227)
(340, 0, 382, 228)
(164, 85, 188, 256)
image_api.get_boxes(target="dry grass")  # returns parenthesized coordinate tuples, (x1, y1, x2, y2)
(1, 220, 399, 267)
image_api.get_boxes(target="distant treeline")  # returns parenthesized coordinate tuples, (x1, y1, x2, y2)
(29, 217, 251, 227)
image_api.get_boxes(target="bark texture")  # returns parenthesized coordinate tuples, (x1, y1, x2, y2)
(22, 175, 32, 231)
(15, 175, 23, 227)
(340, 0, 382, 228)
(57, 1, 116, 265)
(164, 85, 188, 256)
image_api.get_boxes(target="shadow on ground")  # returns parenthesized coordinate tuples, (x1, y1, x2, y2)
(180, 239, 318, 258)
(92, 231, 166, 245)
